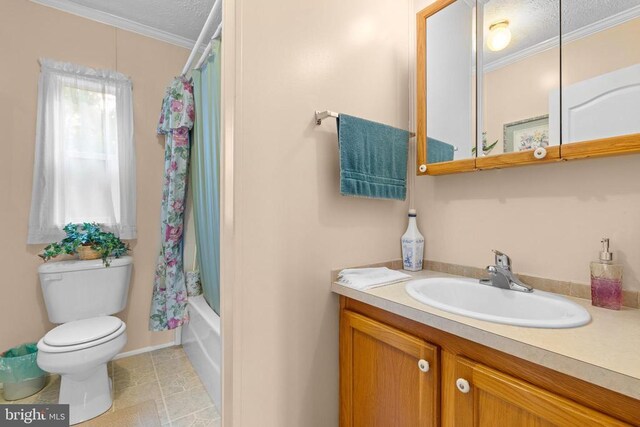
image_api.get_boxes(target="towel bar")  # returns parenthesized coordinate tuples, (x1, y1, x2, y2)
(315, 110, 416, 138)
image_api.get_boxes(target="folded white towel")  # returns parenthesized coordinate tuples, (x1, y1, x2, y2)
(337, 267, 412, 290)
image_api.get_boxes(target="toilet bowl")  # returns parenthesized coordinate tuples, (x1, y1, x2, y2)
(37, 316, 127, 425)
(36, 256, 132, 425)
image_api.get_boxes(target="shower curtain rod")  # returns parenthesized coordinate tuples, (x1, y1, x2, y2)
(181, 0, 222, 76)
(193, 23, 223, 70)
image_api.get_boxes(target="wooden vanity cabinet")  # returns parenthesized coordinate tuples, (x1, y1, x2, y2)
(340, 310, 439, 427)
(339, 297, 640, 426)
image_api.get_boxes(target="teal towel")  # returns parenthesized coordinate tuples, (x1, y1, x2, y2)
(338, 114, 409, 201)
(427, 137, 455, 163)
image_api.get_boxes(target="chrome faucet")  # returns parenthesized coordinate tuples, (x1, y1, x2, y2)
(480, 250, 533, 293)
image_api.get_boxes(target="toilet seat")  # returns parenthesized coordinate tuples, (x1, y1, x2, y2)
(38, 316, 126, 353)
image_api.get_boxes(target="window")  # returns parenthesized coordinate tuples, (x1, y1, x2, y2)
(27, 59, 136, 243)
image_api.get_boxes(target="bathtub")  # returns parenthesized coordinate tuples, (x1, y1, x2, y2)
(182, 294, 221, 410)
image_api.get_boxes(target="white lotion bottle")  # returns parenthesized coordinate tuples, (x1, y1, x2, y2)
(402, 209, 424, 271)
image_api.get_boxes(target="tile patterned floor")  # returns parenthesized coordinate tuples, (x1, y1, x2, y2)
(0, 346, 220, 427)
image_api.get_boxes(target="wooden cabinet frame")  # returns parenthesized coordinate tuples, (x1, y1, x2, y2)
(416, 0, 640, 176)
(561, 133, 640, 161)
(416, 0, 476, 176)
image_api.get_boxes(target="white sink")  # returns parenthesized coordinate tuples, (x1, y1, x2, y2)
(405, 278, 591, 328)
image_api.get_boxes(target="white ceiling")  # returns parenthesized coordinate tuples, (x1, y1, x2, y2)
(483, 0, 640, 63)
(41, 0, 218, 45)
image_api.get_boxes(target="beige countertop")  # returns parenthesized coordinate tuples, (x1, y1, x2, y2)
(331, 269, 640, 400)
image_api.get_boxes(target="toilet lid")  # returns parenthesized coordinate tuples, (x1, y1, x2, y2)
(44, 316, 123, 347)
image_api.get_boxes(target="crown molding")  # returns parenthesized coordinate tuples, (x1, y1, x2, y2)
(484, 4, 640, 73)
(483, 36, 557, 73)
(30, 0, 197, 50)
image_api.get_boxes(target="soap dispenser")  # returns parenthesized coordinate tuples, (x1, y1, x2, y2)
(401, 209, 424, 271)
(590, 238, 623, 310)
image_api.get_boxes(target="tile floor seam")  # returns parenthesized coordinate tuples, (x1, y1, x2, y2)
(151, 352, 172, 426)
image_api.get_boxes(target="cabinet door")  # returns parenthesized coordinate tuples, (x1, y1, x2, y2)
(340, 310, 439, 427)
(442, 352, 630, 427)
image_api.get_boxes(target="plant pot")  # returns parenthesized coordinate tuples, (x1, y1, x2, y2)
(77, 246, 101, 260)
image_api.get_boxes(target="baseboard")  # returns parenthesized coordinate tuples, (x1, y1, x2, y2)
(1, 337, 179, 390)
(113, 341, 176, 360)
(114, 328, 181, 359)
(174, 326, 182, 345)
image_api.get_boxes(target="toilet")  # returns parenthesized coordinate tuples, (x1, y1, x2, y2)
(36, 256, 133, 425)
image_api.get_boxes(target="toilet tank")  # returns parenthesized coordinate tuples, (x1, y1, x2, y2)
(38, 256, 133, 324)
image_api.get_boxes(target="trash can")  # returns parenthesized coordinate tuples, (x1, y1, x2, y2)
(0, 343, 46, 401)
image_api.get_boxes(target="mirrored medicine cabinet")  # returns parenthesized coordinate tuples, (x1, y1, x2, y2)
(416, 0, 640, 175)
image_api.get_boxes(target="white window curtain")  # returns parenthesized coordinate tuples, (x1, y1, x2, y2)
(27, 59, 136, 243)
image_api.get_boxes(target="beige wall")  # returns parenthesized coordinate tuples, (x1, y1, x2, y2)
(225, 0, 411, 424)
(484, 17, 640, 154)
(0, 0, 190, 352)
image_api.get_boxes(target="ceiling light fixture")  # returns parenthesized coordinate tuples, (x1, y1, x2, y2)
(487, 20, 511, 52)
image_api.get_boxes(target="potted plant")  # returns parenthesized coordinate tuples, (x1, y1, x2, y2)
(39, 223, 130, 267)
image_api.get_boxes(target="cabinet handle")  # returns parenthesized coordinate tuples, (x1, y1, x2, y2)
(534, 147, 547, 159)
(456, 378, 471, 393)
(418, 359, 430, 373)
(419, 164, 427, 173)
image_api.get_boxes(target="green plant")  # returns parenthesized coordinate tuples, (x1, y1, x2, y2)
(39, 223, 130, 267)
(472, 132, 499, 156)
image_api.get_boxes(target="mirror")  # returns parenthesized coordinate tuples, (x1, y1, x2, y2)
(424, 0, 476, 166)
(561, 0, 640, 150)
(479, 0, 560, 159)
(417, 0, 640, 175)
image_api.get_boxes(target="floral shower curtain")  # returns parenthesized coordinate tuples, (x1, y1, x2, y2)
(149, 76, 195, 331)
